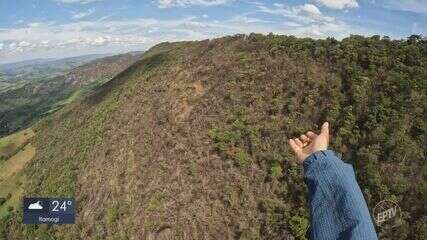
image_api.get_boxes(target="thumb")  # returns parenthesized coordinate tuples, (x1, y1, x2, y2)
(320, 122, 329, 137)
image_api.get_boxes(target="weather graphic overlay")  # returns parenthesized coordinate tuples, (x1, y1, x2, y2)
(23, 198, 75, 224)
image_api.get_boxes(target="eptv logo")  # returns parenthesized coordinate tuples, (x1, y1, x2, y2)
(373, 200, 401, 228)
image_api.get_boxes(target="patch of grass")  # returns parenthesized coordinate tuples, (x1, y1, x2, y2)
(0, 128, 34, 159)
(106, 203, 120, 225)
(0, 145, 35, 182)
(229, 147, 251, 166)
(0, 130, 34, 219)
(146, 196, 160, 212)
(44, 77, 110, 115)
(0, 185, 24, 218)
(239, 229, 259, 240)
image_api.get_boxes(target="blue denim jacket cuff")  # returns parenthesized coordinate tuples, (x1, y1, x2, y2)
(303, 150, 336, 172)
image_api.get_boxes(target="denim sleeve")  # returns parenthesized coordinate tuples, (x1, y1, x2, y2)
(303, 150, 378, 240)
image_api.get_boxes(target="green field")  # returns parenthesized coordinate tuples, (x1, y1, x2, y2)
(0, 129, 35, 218)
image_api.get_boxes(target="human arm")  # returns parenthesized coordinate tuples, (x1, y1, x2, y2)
(288, 122, 378, 240)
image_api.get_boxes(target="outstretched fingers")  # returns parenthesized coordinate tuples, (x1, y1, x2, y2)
(288, 139, 300, 153)
(288, 122, 331, 163)
(320, 122, 329, 138)
(300, 134, 309, 143)
(294, 138, 303, 147)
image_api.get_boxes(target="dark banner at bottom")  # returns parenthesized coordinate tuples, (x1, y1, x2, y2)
(23, 198, 75, 225)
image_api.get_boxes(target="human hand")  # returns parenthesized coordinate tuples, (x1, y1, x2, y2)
(288, 122, 330, 163)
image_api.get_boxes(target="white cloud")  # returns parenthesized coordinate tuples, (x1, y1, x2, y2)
(28, 202, 43, 210)
(283, 21, 303, 27)
(231, 15, 271, 24)
(0, 6, 369, 63)
(0, 43, 3, 50)
(0, 17, 211, 61)
(315, 0, 359, 9)
(72, 8, 95, 20)
(28, 22, 42, 27)
(97, 15, 113, 22)
(300, 4, 322, 15)
(18, 41, 31, 47)
(9, 43, 17, 50)
(259, 3, 334, 24)
(379, 0, 427, 13)
(55, 0, 103, 4)
(254, 3, 367, 38)
(157, 0, 229, 8)
(41, 40, 50, 46)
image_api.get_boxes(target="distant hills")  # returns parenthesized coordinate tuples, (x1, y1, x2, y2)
(0, 58, 56, 71)
(0, 54, 114, 85)
(0, 52, 144, 136)
(0, 54, 111, 72)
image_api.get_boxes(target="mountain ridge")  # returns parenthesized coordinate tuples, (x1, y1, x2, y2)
(0, 54, 111, 71)
(0, 34, 425, 240)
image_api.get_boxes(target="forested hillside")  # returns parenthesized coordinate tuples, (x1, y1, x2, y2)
(1, 34, 425, 240)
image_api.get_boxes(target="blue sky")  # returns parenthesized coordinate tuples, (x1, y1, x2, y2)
(0, 0, 426, 63)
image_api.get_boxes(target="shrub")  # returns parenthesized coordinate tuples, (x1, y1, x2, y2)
(229, 147, 250, 166)
(208, 128, 241, 149)
(270, 164, 282, 178)
(146, 196, 160, 212)
(208, 127, 252, 167)
(6, 206, 13, 212)
(289, 215, 308, 240)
